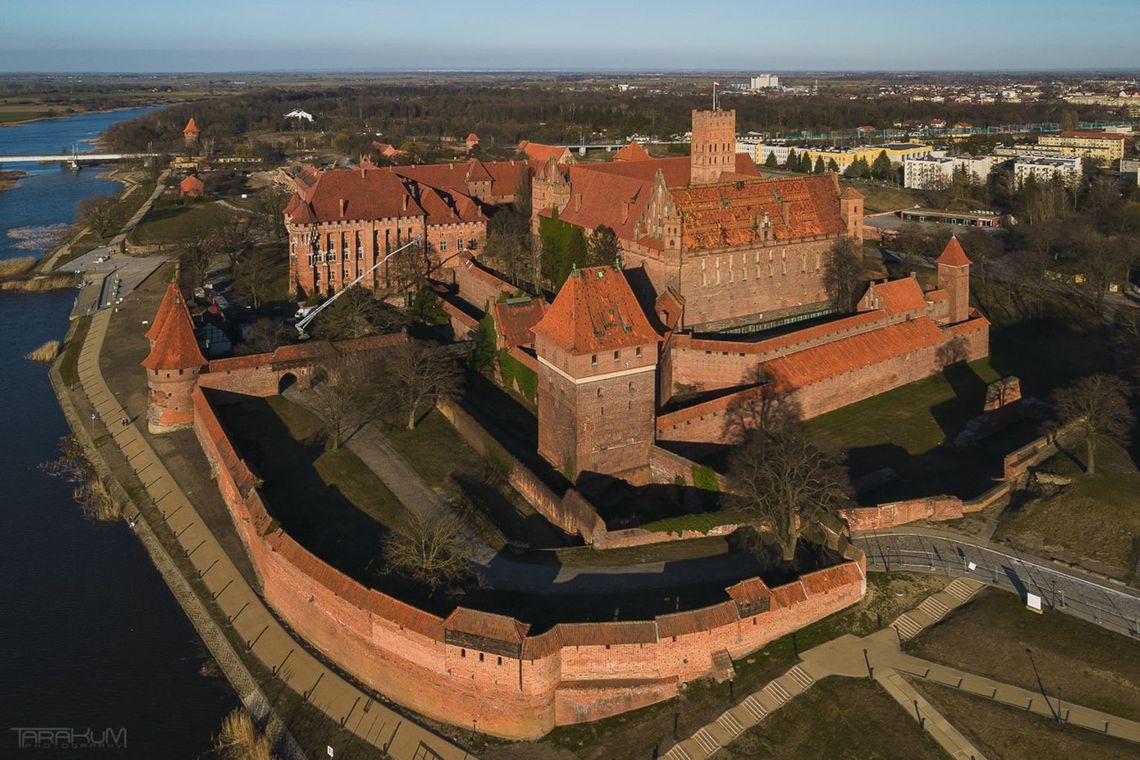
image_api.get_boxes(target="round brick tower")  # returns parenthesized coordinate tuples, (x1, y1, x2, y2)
(142, 283, 206, 434)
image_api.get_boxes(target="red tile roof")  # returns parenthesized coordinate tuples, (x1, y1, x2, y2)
(141, 287, 206, 371)
(531, 265, 659, 354)
(762, 316, 946, 391)
(492, 297, 548, 348)
(518, 140, 572, 167)
(179, 175, 204, 195)
(670, 174, 846, 250)
(866, 277, 928, 315)
(689, 311, 888, 357)
(655, 602, 738, 638)
(937, 236, 971, 267)
(146, 281, 181, 342)
(574, 153, 758, 189)
(444, 607, 530, 644)
(183, 118, 199, 135)
(612, 141, 652, 162)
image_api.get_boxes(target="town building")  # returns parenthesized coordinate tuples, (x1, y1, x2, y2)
(1013, 155, 1082, 187)
(1037, 130, 1128, 165)
(284, 158, 526, 298)
(465, 133, 480, 153)
(750, 74, 780, 90)
(179, 175, 205, 199)
(755, 143, 932, 171)
(903, 152, 995, 189)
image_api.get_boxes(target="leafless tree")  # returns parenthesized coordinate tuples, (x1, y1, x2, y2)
(181, 227, 216, 286)
(76, 196, 118, 241)
(1052, 374, 1134, 476)
(822, 237, 865, 313)
(727, 425, 851, 561)
(383, 510, 473, 591)
(306, 356, 379, 450)
(382, 340, 463, 430)
(253, 188, 289, 242)
(233, 247, 283, 309)
(311, 285, 403, 341)
(210, 216, 256, 273)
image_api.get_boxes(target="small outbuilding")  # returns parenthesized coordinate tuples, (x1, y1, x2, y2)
(179, 175, 205, 199)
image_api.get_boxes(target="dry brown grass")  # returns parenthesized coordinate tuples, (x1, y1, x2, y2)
(214, 708, 276, 760)
(40, 435, 123, 522)
(0, 256, 36, 278)
(0, 273, 75, 291)
(24, 340, 60, 362)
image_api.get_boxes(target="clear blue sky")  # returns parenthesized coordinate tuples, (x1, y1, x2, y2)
(2, 0, 1139, 73)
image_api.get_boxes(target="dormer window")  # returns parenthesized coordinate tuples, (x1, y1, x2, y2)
(591, 354, 597, 366)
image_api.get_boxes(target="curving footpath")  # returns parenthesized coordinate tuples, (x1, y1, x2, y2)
(665, 576, 1140, 760)
(76, 308, 471, 760)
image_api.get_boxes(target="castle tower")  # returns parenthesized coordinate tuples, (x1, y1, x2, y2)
(142, 283, 206, 434)
(531, 265, 660, 483)
(838, 186, 865, 242)
(690, 109, 736, 185)
(183, 118, 199, 149)
(937, 235, 972, 325)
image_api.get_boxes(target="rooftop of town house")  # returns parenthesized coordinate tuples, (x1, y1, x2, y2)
(863, 276, 929, 316)
(611, 140, 652, 162)
(492, 296, 548, 349)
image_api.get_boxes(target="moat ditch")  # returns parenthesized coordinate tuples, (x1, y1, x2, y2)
(213, 392, 845, 633)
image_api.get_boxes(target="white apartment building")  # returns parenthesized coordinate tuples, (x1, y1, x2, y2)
(750, 74, 779, 90)
(1013, 155, 1082, 187)
(755, 142, 794, 165)
(903, 152, 995, 189)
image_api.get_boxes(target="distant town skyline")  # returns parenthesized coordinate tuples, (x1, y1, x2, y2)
(3, 0, 1140, 73)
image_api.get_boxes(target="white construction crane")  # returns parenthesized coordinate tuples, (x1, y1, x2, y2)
(295, 236, 421, 339)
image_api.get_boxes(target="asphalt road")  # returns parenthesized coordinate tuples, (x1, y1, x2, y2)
(854, 528, 1140, 640)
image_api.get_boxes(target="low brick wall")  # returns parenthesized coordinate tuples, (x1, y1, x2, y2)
(1002, 420, 1083, 483)
(842, 481, 1012, 532)
(193, 387, 867, 739)
(436, 397, 607, 542)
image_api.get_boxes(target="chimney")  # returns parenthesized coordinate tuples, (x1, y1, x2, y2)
(574, 193, 582, 212)
(402, 194, 408, 212)
(781, 201, 790, 226)
(621, 200, 630, 224)
(339, 198, 348, 217)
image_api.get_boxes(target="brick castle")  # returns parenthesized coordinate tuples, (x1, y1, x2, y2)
(280, 108, 988, 483)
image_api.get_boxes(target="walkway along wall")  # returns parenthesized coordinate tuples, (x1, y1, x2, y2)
(193, 387, 867, 739)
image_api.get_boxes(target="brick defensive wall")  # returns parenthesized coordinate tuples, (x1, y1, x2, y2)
(192, 385, 866, 739)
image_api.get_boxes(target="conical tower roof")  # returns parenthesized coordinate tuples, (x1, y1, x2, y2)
(141, 287, 205, 371)
(146, 281, 181, 342)
(937, 235, 971, 267)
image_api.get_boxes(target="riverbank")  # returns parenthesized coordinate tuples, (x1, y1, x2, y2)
(0, 101, 174, 128)
(48, 316, 306, 760)
(0, 169, 28, 190)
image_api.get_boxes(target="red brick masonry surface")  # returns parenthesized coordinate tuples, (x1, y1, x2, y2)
(192, 385, 867, 739)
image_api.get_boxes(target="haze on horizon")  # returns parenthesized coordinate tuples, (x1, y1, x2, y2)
(3, 0, 1139, 74)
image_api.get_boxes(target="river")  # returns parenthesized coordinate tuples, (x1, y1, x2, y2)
(0, 108, 238, 757)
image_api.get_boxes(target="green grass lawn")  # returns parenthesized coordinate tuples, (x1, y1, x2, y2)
(995, 440, 1140, 576)
(915, 680, 1140, 760)
(388, 408, 570, 550)
(129, 199, 237, 245)
(722, 677, 942, 760)
(841, 179, 924, 214)
(58, 315, 91, 387)
(911, 588, 1140, 723)
(218, 396, 407, 585)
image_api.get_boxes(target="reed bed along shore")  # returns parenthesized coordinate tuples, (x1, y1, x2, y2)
(25, 340, 60, 362)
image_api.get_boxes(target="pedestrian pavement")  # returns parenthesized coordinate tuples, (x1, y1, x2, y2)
(663, 575, 1140, 760)
(77, 310, 470, 760)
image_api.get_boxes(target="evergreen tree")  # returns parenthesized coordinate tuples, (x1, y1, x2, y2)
(468, 312, 497, 371)
(827, 158, 840, 173)
(586, 225, 619, 266)
(814, 156, 826, 174)
(784, 148, 798, 171)
(764, 152, 779, 169)
(799, 153, 813, 173)
(871, 150, 893, 180)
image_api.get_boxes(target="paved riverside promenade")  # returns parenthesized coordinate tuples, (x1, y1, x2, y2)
(664, 577, 1140, 760)
(76, 309, 470, 760)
